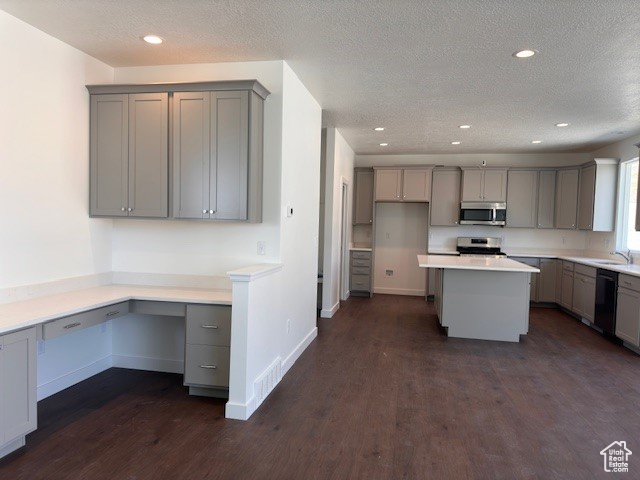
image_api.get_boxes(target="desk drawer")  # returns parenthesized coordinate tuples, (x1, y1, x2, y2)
(351, 251, 371, 260)
(351, 266, 370, 275)
(43, 301, 129, 340)
(186, 304, 231, 346)
(351, 274, 371, 291)
(184, 345, 230, 387)
(351, 258, 371, 268)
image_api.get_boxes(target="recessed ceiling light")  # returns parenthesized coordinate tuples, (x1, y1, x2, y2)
(555, 123, 570, 127)
(374, 127, 385, 131)
(459, 125, 471, 129)
(531, 140, 542, 144)
(451, 141, 461, 145)
(143, 35, 163, 45)
(513, 49, 536, 58)
(379, 143, 389, 146)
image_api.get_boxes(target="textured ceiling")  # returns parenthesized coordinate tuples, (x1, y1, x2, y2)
(2, 0, 639, 155)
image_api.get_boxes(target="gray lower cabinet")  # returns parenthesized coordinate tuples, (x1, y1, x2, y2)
(173, 90, 263, 222)
(0, 327, 37, 450)
(616, 275, 640, 346)
(572, 265, 596, 322)
(350, 251, 372, 295)
(511, 257, 539, 300)
(538, 258, 557, 303)
(184, 304, 232, 396)
(90, 93, 169, 218)
(555, 169, 579, 229)
(42, 302, 129, 340)
(559, 261, 574, 310)
(430, 168, 461, 226)
(353, 169, 374, 225)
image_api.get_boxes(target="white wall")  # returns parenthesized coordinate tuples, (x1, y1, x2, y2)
(0, 10, 114, 289)
(321, 128, 355, 317)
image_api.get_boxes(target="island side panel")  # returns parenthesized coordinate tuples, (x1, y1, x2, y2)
(441, 269, 530, 342)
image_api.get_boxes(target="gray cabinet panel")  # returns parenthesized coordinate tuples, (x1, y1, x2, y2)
(173, 92, 211, 219)
(579, 160, 618, 232)
(353, 169, 374, 225)
(482, 170, 507, 202)
(402, 169, 431, 201)
(90, 94, 128, 216)
(538, 259, 557, 303)
(184, 345, 230, 388)
(430, 169, 461, 226)
(577, 165, 596, 230)
(572, 272, 596, 322)
(185, 304, 231, 346)
(43, 302, 129, 341)
(0, 327, 37, 445)
(461, 170, 483, 201)
(506, 170, 538, 228)
(554, 169, 579, 229)
(375, 169, 402, 201)
(616, 287, 640, 346)
(511, 257, 539, 301)
(128, 93, 168, 218)
(211, 91, 249, 220)
(537, 170, 556, 228)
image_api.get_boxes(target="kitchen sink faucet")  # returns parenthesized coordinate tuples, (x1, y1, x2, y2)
(611, 250, 633, 264)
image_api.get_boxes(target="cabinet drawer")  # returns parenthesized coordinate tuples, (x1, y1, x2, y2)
(43, 301, 129, 340)
(574, 263, 596, 278)
(186, 304, 231, 346)
(184, 345, 230, 387)
(562, 261, 574, 272)
(351, 251, 371, 260)
(351, 274, 370, 291)
(351, 266, 370, 275)
(351, 259, 371, 268)
(619, 274, 640, 293)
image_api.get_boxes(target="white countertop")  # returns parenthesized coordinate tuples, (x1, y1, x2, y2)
(417, 254, 540, 273)
(0, 285, 232, 336)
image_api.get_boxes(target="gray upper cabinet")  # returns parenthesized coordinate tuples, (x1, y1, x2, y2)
(402, 168, 432, 201)
(90, 93, 168, 218)
(87, 80, 268, 222)
(537, 170, 556, 228)
(353, 168, 374, 224)
(374, 169, 402, 201)
(577, 159, 618, 231)
(506, 170, 538, 228)
(0, 327, 37, 447)
(461, 169, 507, 202)
(430, 168, 461, 226)
(554, 169, 579, 229)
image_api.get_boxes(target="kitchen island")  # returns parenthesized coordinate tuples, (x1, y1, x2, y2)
(418, 255, 540, 342)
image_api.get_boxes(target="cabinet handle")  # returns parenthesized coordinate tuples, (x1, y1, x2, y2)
(209, 210, 215, 214)
(127, 207, 132, 212)
(105, 311, 120, 317)
(369, 219, 372, 223)
(202, 209, 208, 214)
(623, 281, 632, 287)
(64, 322, 82, 330)
(199, 365, 218, 369)
(121, 207, 126, 212)
(201, 324, 219, 329)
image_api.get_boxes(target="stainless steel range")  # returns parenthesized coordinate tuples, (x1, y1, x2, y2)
(456, 237, 506, 258)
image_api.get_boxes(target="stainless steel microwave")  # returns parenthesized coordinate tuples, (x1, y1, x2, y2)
(459, 202, 507, 226)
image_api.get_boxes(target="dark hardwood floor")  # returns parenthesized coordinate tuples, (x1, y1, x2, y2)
(1, 295, 639, 479)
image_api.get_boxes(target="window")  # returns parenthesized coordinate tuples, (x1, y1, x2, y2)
(617, 158, 640, 251)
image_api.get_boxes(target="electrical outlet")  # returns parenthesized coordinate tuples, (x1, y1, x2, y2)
(385, 269, 394, 276)
(286, 319, 291, 334)
(257, 241, 266, 255)
(37, 340, 45, 355)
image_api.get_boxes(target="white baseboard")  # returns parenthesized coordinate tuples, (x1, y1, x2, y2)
(225, 400, 253, 421)
(282, 327, 317, 375)
(0, 436, 25, 459)
(320, 301, 339, 318)
(37, 356, 113, 401)
(373, 287, 425, 296)
(112, 355, 184, 374)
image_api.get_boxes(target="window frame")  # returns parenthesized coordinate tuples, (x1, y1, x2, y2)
(616, 157, 640, 252)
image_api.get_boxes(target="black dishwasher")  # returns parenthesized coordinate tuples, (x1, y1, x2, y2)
(595, 269, 618, 335)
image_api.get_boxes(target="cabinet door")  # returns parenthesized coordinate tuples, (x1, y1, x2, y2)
(511, 257, 539, 301)
(506, 171, 537, 228)
(560, 271, 574, 309)
(173, 92, 211, 219)
(128, 93, 168, 218)
(616, 288, 640, 346)
(402, 169, 431, 201)
(537, 170, 556, 228)
(353, 170, 374, 224)
(577, 165, 596, 230)
(211, 91, 249, 220)
(90, 94, 128, 216)
(555, 169, 579, 229)
(0, 328, 37, 444)
(461, 170, 483, 201)
(538, 259, 557, 303)
(482, 170, 508, 202)
(430, 169, 461, 226)
(555, 259, 563, 304)
(375, 169, 402, 201)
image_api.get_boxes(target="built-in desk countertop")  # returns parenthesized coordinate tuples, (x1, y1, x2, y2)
(0, 285, 232, 336)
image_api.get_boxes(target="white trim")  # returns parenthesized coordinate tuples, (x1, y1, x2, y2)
(225, 399, 254, 420)
(227, 264, 283, 282)
(0, 436, 25, 458)
(37, 355, 113, 400)
(111, 355, 184, 374)
(282, 327, 318, 375)
(320, 301, 340, 318)
(373, 287, 425, 296)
